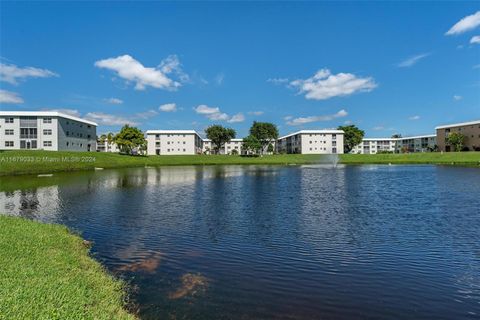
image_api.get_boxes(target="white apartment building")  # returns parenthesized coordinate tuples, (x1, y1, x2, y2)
(202, 138, 244, 155)
(352, 134, 437, 154)
(0, 111, 97, 151)
(351, 138, 397, 154)
(276, 130, 344, 154)
(146, 130, 203, 155)
(97, 140, 120, 153)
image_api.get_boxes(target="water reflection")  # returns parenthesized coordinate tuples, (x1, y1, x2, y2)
(0, 165, 479, 319)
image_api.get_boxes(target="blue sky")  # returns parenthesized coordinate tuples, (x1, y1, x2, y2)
(0, 2, 479, 137)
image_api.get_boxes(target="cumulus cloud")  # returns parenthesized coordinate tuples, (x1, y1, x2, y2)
(0, 63, 58, 85)
(284, 116, 293, 121)
(398, 53, 430, 67)
(194, 104, 244, 122)
(0, 90, 23, 104)
(453, 95, 463, 101)
(104, 97, 123, 104)
(290, 69, 377, 100)
(286, 109, 348, 126)
(409, 115, 420, 120)
(135, 109, 158, 119)
(445, 11, 480, 36)
(85, 112, 138, 126)
(159, 103, 177, 112)
(94, 54, 187, 91)
(267, 78, 289, 85)
(227, 113, 245, 123)
(470, 35, 480, 44)
(248, 111, 264, 116)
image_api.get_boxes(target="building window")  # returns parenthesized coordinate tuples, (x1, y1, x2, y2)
(183, 149, 186, 152)
(5, 129, 14, 135)
(43, 117, 52, 123)
(43, 129, 52, 135)
(43, 141, 52, 147)
(5, 117, 14, 123)
(66, 142, 69, 147)
(5, 141, 14, 147)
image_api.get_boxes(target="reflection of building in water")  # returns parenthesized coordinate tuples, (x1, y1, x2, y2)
(0, 186, 61, 221)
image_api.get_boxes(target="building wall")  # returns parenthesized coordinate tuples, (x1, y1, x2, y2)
(277, 131, 344, 154)
(147, 133, 203, 155)
(97, 141, 119, 153)
(436, 122, 480, 152)
(0, 115, 96, 151)
(352, 136, 436, 154)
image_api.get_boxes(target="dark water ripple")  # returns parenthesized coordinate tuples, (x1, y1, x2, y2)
(1, 165, 479, 319)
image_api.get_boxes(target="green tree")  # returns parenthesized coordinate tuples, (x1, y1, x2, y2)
(98, 134, 107, 143)
(337, 125, 365, 153)
(446, 132, 465, 152)
(114, 125, 146, 155)
(205, 125, 236, 154)
(242, 135, 262, 155)
(267, 143, 274, 154)
(249, 121, 279, 154)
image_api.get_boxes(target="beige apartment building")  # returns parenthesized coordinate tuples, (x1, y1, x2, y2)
(202, 138, 244, 155)
(276, 130, 344, 154)
(352, 134, 436, 154)
(146, 130, 204, 155)
(436, 120, 480, 152)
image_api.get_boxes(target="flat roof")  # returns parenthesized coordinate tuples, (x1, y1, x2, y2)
(145, 130, 203, 139)
(0, 111, 97, 126)
(435, 120, 480, 130)
(362, 134, 436, 141)
(278, 129, 344, 140)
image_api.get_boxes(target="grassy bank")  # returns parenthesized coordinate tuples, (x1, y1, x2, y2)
(0, 150, 479, 176)
(0, 215, 135, 319)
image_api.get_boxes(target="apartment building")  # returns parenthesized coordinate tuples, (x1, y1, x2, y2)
(352, 135, 436, 154)
(276, 130, 344, 154)
(395, 134, 436, 153)
(97, 140, 119, 153)
(146, 130, 204, 155)
(0, 111, 97, 151)
(351, 138, 397, 154)
(436, 120, 480, 152)
(202, 138, 244, 155)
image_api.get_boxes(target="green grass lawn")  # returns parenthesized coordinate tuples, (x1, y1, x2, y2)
(0, 215, 135, 320)
(0, 150, 479, 176)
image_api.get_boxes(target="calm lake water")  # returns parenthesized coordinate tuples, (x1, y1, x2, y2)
(1, 165, 480, 319)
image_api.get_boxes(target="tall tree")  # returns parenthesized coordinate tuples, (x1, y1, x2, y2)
(446, 132, 465, 152)
(114, 125, 146, 155)
(337, 125, 365, 153)
(249, 121, 279, 154)
(205, 125, 236, 154)
(242, 135, 262, 155)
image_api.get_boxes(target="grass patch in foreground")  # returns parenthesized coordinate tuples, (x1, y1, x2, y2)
(0, 215, 135, 320)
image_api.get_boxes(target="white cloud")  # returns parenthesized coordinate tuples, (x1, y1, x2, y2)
(453, 95, 463, 101)
(0, 63, 58, 85)
(372, 126, 385, 131)
(227, 113, 245, 123)
(85, 112, 138, 126)
(135, 109, 158, 119)
(287, 109, 348, 126)
(398, 53, 430, 68)
(343, 120, 353, 125)
(0, 90, 23, 104)
(94, 54, 187, 91)
(470, 35, 480, 44)
(445, 11, 480, 36)
(474, 64, 480, 69)
(248, 111, 264, 116)
(267, 78, 289, 85)
(159, 103, 177, 112)
(194, 104, 242, 122)
(409, 115, 420, 120)
(214, 73, 225, 85)
(104, 97, 123, 104)
(290, 69, 377, 100)
(284, 116, 293, 121)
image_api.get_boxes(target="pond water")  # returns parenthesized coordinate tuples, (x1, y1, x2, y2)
(1, 165, 480, 319)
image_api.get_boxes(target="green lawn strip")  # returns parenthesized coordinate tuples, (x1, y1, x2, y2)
(0, 150, 479, 176)
(0, 215, 135, 320)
